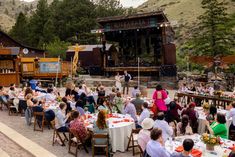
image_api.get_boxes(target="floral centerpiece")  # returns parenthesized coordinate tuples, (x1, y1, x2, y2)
(56, 96, 62, 102)
(201, 133, 221, 151)
(214, 90, 223, 97)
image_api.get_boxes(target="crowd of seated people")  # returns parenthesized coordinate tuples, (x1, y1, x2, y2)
(1, 80, 235, 156)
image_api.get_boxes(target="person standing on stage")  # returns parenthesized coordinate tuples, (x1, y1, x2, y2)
(123, 70, 131, 95)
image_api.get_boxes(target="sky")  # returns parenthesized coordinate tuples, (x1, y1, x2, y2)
(22, 0, 147, 8)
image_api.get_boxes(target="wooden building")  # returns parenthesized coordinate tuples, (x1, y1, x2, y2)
(66, 44, 117, 75)
(97, 11, 176, 77)
(0, 31, 46, 86)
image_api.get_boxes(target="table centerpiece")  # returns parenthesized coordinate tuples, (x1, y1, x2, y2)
(201, 133, 221, 151)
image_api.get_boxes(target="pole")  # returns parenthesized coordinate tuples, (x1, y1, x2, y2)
(138, 57, 140, 89)
(55, 56, 60, 87)
(71, 57, 73, 79)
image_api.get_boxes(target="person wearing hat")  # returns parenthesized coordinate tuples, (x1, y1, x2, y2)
(181, 102, 199, 133)
(137, 118, 154, 151)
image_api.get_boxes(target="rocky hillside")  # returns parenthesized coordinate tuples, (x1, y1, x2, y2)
(137, 0, 235, 45)
(0, 0, 53, 31)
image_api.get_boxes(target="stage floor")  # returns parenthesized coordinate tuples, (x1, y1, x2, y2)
(104, 66, 160, 72)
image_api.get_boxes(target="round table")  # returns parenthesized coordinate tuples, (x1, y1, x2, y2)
(85, 113, 135, 152)
(196, 107, 232, 134)
(165, 134, 235, 157)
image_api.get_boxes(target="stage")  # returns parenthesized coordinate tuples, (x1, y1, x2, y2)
(104, 66, 160, 72)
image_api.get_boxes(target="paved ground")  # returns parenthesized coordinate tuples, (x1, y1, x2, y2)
(0, 109, 133, 157)
(0, 132, 33, 157)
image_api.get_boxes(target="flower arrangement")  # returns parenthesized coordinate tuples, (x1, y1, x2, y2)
(214, 90, 223, 97)
(201, 133, 220, 146)
(56, 96, 62, 102)
(202, 102, 210, 110)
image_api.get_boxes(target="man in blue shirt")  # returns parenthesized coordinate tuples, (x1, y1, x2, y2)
(146, 128, 171, 157)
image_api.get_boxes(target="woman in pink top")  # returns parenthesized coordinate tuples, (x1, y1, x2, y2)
(152, 84, 167, 112)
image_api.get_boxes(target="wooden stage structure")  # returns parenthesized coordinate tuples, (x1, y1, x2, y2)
(97, 11, 177, 77)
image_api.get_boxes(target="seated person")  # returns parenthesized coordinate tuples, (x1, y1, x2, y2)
(97, 86, 105, 106)
(70, 111, 89, 142)
(75, 100, 85, 116)
(138, 118, 154, 151)
(131, 93, 144, 115)
(153, 112, 173, 142)
(62, 97, 72, 114)
(171, 139, 194, 157)
(146, 128, 171, 157)
(131, 86, 140, 98)
(123, 98, 137, 123)
(85, 96, 95, 113)
(206, 112, 228, 139)
(77, 85, 86, 96)
(0, 86, 9, 104)
(181, 102, 198, 133)
(109, 87, 116, 104)
(98, 100, 112, 113)
(35, 82, 46, 93)
(113, 92, 123, 113)
(93, 110, 109, 145)
(166, 100, 182, 123)
(8, 86, 19, 111)
(176, 115, 193, 136)
(45, 88, 56, 102)
(138, 102, 150, 126)
(55, 103, 70, 132)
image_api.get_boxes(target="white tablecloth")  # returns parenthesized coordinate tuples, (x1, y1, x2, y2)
(165, 134, 234, 157)
(86, 113, 135, 152)
(196, 107, 232, 134)
(18, 92, 46, 101)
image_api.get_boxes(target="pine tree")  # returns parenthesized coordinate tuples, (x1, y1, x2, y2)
(9, 12, 29, 45)
(52, 0, 97, 43)
(94, 0, 124, 18)
(28, 0, 51, 48)
(189, 0, 234, 56)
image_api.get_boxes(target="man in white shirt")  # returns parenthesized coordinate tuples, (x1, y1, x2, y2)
(153, 112, 173, 142)
(138, 102, 150, 126)
(146, 128, 171, 157)
(77, 85, 86, 96)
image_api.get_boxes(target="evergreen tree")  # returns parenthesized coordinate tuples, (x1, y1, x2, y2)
(9, 12, 29, 45)
(189, 0, 234, 56)
(28, 0, 51, 48)
(52, 0, 97, 43)
(94, 0, 124, 18)
(46, 38, 70, 59)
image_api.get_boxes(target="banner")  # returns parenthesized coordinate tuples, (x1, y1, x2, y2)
(39, 62, 61, 73)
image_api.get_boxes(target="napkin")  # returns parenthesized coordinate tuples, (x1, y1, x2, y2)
(107, 114, 119, 118)
(112, 121, 122, 124)
(87, 115, 92, 119)
(229, 145, 235, 151)
(175, 146, 202, 157)
(123, 119, 130, 122)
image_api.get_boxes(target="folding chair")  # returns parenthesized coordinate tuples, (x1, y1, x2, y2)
(126, 128, 141, 156)
(68, 128, 89, 156)
(33, 112, 45, 132)
(7, 100, 18, 116)
(92, 133, 109, 157)
(51, 120, 68, 146)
